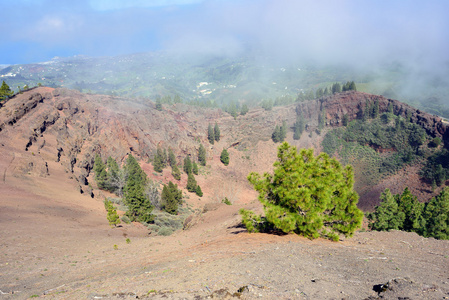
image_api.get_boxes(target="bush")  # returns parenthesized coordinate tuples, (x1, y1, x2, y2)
(158, 227, 174, 236)
(241, 142, 363, 241)
(121, 215, 131, 224)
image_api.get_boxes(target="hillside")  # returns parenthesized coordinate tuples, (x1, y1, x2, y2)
(1, 88, 449, 299)
(2, 53, 449, 119)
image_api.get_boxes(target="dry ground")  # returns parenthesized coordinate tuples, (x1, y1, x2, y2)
(1, 88, 448, 299)
(1, 169, 449, 300)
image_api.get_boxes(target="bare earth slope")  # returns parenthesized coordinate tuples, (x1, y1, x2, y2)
(0, 88, 448, 299)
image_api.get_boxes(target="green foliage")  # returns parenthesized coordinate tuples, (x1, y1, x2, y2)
(207, 124, 215, 144)
(261, 99, 273, 111)
(198, 144, 206, 166)
(214, 122, 220, 142)
(195, 185, 203, 197)
(241, 142, 363, 240)
(183, 156, 192, 174)
(318, 108, 326, 131)
(272, 121, 287, 143)
(429, 137, 442, 148)
(105, 156, 122, 193)
(93, 154, 108, 190)
(240, 104, 249, 115)
(152, 147, 167, 173)
(222, 197, 232, 205)
(155, 99, 163, 111)
(171, 165, 181, 181)
(342, 114, 349, 126)
(191, 161, 198, 175)
(370, 187, 449, 240)
(0, 81, 13, 101)
(367, 189, 404, 231)
(168, 147, 177, 167)
(331, 82, 342, 94)
(123, 154, 154, 223)
(422, 188, 449, 239)
(104, 199, 121, 227)
(342, 81, 357, 92)
(220, 149, 230, 166)
(186, 173, 197, 192)
(161, 181, 182, 214)
(421, 149, 449, 186)
(293, 113, 305, 140)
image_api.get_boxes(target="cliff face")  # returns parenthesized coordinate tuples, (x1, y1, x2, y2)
(297, 91, 447, 139)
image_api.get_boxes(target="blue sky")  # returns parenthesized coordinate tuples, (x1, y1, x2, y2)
(1, 0, 448, 67)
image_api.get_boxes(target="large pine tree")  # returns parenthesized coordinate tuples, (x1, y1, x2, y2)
(240, 142, 363, 241)
(123, 154, 154, 223)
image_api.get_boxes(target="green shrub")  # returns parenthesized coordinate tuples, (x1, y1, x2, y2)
(121, 215, 131, 224)
(158, 227, 174, 236)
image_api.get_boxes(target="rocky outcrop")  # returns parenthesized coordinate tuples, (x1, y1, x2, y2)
(297, 91, 447, 138)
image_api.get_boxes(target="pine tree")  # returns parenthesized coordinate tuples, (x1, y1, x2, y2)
(332, 82, 342, 94)
(349, 81, 357, 91)
(123, 154, 154, 223)
(208, 124, 215, 144)
(94, 154, 108, 190)
(214, 123, 220, 142)
(168, 181, 182, 204)
(280, 121, 287, 141)
(0, 81, 13, 101)
(240, 142, 363, 241)
(240, 104, 249, 115)
(155, 99, 162, 111)
(272, 125, 281, 143)
(186, 173, 197, 192)
(161, 183, 178, 214)
(368, 189, 404, 231)
(220, 149, 229, 166)
(293, 114, 305, 140)
(198, 144, 206, 166)
(168, 147, 176, 167)
(196, 185, 203, 197)
(192, 161, 199, 175)
(171, 164, 181, 180)
(153, 151, 164, 173)
(422, 188, 449, 240)
(396, 187, 424, 233)
(183, 156, 192, 174)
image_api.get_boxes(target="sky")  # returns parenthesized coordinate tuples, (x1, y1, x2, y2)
(0, 0, 448, 68)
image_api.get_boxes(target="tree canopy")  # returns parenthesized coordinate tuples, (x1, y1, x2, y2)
(0, 81, 13, 102)
(240, 142, 363, 241)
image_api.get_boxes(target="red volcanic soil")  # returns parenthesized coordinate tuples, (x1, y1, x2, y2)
(0, 88, 448, 299)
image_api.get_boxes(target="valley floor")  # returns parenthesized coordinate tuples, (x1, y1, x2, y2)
(1, 175, 449, 300)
